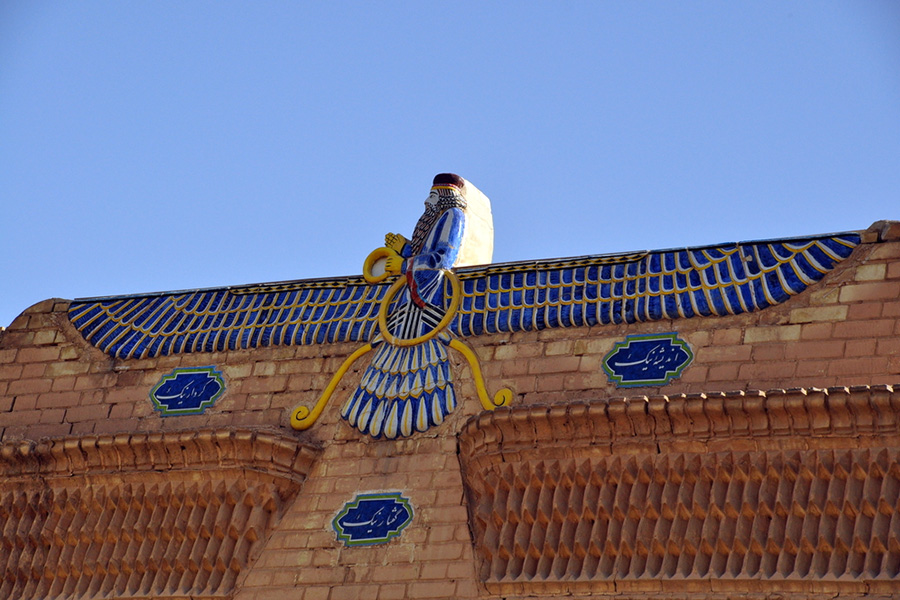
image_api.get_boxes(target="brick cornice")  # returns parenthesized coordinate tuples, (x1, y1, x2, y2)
(0, 428, 319, 599)
(0, 427, 318, 482)
(459, 386, 900, 595)
(460, 385, 899, 464)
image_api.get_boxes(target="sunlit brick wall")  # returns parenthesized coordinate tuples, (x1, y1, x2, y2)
(0, 223, 897, 599)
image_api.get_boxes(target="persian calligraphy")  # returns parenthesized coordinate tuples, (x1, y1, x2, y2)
(602, 333, 693, 387)
(149, 366, 225, 416)
(332, 492, 413, 546)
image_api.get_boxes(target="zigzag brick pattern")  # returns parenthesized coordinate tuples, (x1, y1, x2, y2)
(459, 385, 900, 594)
(0, 429, 318, 600)
(470, 449, 900, 582)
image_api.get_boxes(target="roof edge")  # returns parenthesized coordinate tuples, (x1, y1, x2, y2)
(72, 224, 880, 303)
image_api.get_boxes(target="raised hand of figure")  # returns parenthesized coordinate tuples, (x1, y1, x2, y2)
(384, 255, 404, 275)
(385, 233, 408, 253)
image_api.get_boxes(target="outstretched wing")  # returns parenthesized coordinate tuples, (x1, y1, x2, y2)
(68, 277, 388, 359)
(70, 232, 860, 359)
(451, 232, 861, 337)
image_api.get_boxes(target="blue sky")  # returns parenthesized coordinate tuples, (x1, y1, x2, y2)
(1, 1, 898, 328)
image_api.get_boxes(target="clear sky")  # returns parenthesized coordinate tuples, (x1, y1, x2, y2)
(1, 1, 898, 328)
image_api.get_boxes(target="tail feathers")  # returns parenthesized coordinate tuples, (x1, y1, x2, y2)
(341, 339, 457, 438)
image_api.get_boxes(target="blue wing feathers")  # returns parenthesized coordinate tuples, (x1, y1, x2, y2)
(342, 338, 456, 439)
(69, 279, 387, 358)
(69, 233, 859, 358)
(453, 232, 859, 336)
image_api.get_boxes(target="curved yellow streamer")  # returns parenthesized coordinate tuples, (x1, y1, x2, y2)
(290, 343, 373, 430)
(449, 338, 513, 411)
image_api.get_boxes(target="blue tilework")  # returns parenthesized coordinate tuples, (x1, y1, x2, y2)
(333, 492, 413, 546)
(68, 233, 860, 358)
(68, 281, 387, 359)
(149, 366, 225, 416)
(452, 233, 859, 336)
(340, 335, 456, 439)
(602, 333, 693, 387)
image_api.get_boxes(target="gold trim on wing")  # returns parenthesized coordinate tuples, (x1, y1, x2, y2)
(454, 239, 849, 321)
(230, 237, 856, 296)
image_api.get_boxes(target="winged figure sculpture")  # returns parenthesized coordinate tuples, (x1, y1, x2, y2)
(68, 174, 860, 439)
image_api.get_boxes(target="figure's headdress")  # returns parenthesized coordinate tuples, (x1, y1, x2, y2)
(410, 173, 468, 254)
(410, 173, 494, 264)
(431, 173, 468, 212)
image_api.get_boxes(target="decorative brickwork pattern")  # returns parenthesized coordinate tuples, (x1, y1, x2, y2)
(0, 429, 318, 599)
(0, 223, 897, 600)
(459, 386, 900, 595)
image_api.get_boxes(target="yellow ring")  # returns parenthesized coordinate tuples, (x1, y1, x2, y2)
(377, 270, 461, 347)
(363, 247, 399, 284)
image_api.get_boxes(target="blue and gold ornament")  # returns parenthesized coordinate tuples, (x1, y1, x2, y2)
(67, 174, 860, 439)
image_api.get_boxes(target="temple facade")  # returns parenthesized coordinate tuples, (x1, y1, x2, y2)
(0, 219, 899, 600)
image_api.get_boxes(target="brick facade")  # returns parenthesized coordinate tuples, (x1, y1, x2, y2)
(0, 220, 898, 599)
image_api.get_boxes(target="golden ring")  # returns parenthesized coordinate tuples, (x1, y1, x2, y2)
(377, 270, 461, 347)
(363, 247, 399, 284)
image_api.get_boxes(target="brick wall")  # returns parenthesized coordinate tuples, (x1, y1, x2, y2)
(0, 222, 898, 599)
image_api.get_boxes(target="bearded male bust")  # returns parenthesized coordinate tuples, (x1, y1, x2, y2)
(341, 173, 498, 439)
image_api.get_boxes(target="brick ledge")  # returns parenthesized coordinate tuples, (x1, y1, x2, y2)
(460, 385, 900, 465)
